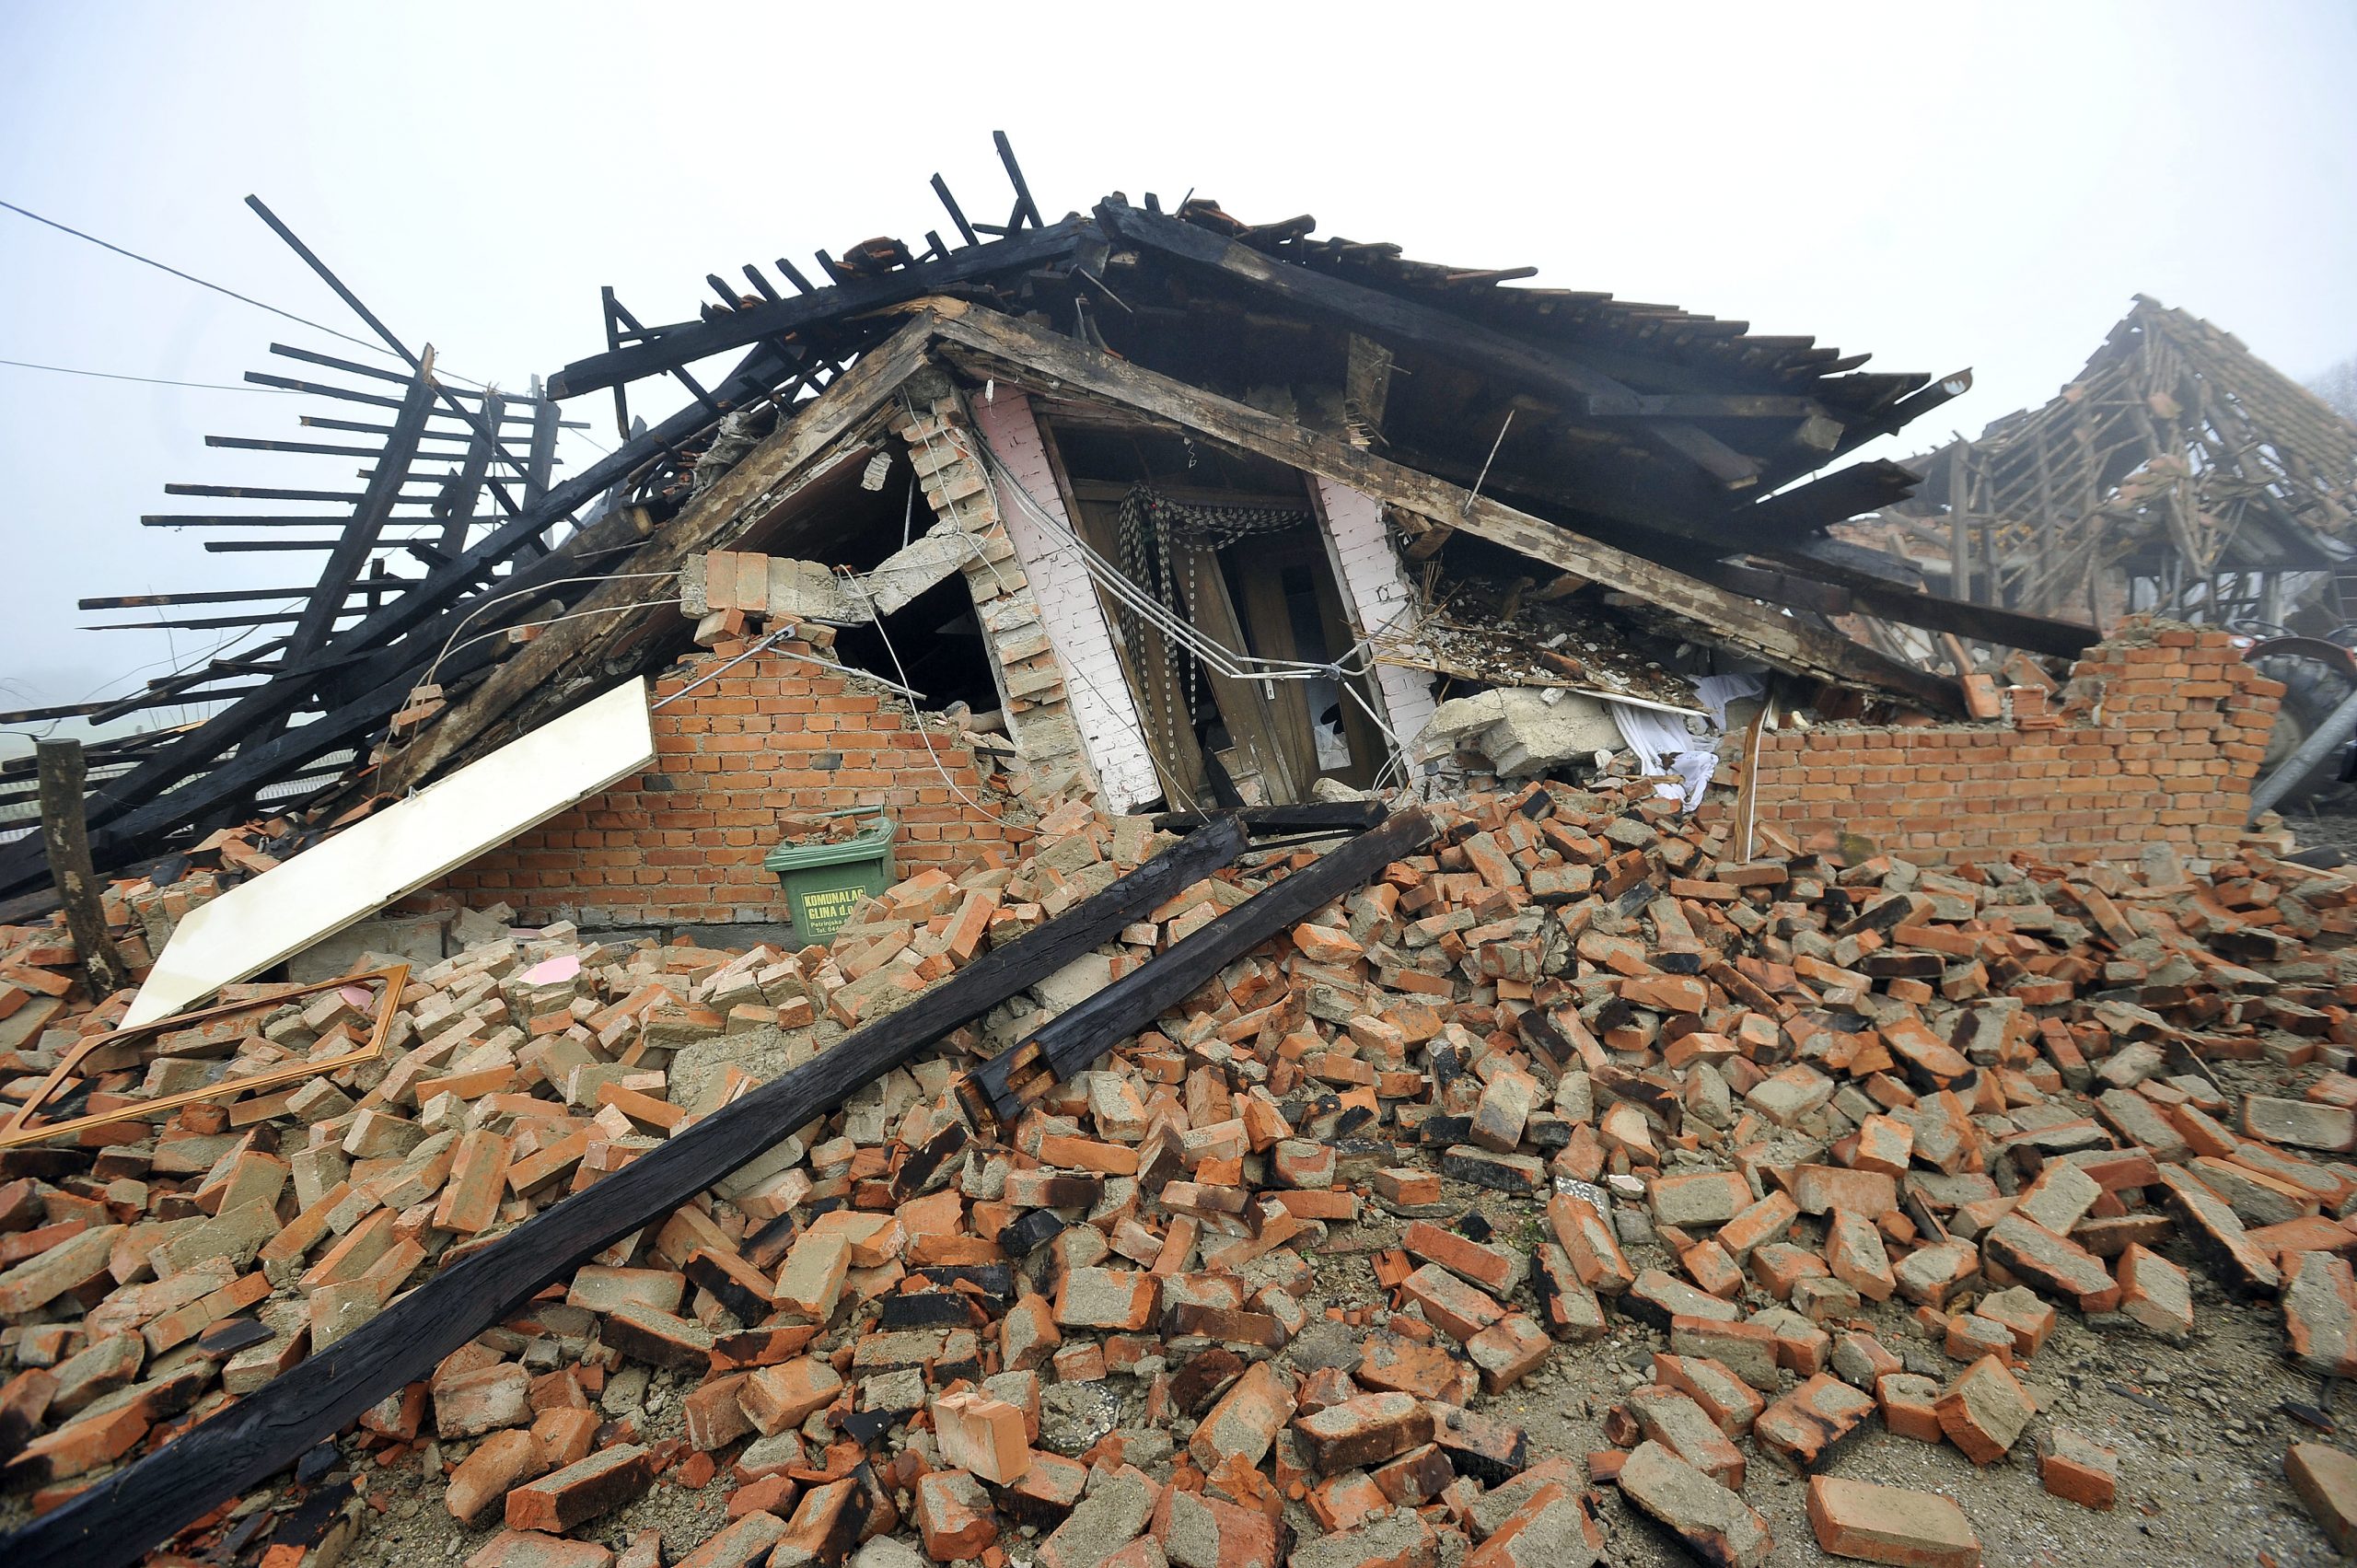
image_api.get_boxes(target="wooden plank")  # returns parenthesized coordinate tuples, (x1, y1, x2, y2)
(1179, 537, 1303, 804)
(963, 806, 1438, 1122)
(546, 219, 1090, 399)
(1097, 199, 1761, 489)
(925, 304, 1963, 714)
(1, 819, 1251, 1568)
(1580, 393, 1826, 419)
(33, 740, 124, 996)
(286, 361, 437, 659)
(1, 966, 406, 1149)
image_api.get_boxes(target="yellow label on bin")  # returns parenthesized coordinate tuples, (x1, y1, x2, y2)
(796, 886, 866, 930)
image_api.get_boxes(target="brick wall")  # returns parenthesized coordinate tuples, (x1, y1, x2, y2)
(433, 641, 1016, 928)
(889, 394, 1098, 798)
(1745, 623, 2282, 866)
(973, 390, 1161, 811)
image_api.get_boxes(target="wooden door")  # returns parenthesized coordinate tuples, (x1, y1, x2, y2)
(1226, 534, 1387, 790)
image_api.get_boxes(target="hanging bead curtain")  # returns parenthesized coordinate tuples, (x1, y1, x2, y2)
(1113, 482, 1312, 746)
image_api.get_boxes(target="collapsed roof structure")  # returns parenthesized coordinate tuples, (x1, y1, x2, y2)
(4, 138, 2120, 916)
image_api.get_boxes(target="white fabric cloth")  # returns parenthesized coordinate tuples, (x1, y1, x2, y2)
(1693, 672, 1767, 731)
(1608, 702, 1720, 811)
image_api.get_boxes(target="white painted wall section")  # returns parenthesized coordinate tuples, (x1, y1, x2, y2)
(970, 390, 1161, 812)
(1313, 477, 1439, 761)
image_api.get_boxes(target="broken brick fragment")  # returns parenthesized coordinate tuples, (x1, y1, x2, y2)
(913, 1469, 998, 1561)
(1616, 1439, 1771, 1568)
(932, 1389, 1029, 1484)
(2287, 1442, 2357, 1556)
(2038, 1426, 2119, 1510)
(503, 1443, 656, 1533)
(1934, 1356, 2036, 1465)
(1805, 1474, 1981, 1567)
(1290, 1391, 1434, 1475)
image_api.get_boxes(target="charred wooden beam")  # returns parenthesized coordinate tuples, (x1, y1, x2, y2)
(964, 807, 1438, 1123)
(435, 392, 502, 552)
(1687, 560, 1855, 617)
(1772, 540, 2102, 656)
(994, 130, 1042, 231)
(932, 173, 981, 248)
(1096, 198, 1762, 489)
(1825, 368, 1975, 464)
(0, 341, 798, 902)
(287, 358, 438, 658)
(1149, 801, 1387, 835)
(82, 611, 313, 632)
(78, 587, 331, 611)
(246, 198, 525, 517)
(0, 819, 1252, 1568)
(545, 219, 1089, 400)
(34, 740, 125, 996)
(379, 317, 939, 792)
(1580, 393, 1827, 420)
(926, 303, 1962, 713)
(1736, 461, 1923, 552)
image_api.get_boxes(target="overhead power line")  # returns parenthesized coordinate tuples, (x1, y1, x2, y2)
(0, 196, 497, 392)
(0, 356, 300, 394)
(1, 197, 394, 357)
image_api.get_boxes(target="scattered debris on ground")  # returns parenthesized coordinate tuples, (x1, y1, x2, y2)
(9, 772, 2357, 1565)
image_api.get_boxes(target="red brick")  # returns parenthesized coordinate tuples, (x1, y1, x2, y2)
(1805, 1474, 1982, 1566)
(504, 1444, 656, 1533)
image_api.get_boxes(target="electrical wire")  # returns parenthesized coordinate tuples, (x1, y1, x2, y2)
(970, 429, 1362, 685)
(1, 196, 505, 391)
(893, 396, 1205, 812)
(949, 417, 1413, 797)
(420, 571, 682, 692)
(0, 612, 288, 743)
(427, 598, 685, 685)
(0, 356, 302, 394)
(1, 198, 391, 356)
(927, 405, 1411, 808)
(829, 563, 1014, 829)
(651, 629, 923, 710)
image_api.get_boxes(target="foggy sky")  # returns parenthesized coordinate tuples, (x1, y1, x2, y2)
(3, 1, 2351, 741)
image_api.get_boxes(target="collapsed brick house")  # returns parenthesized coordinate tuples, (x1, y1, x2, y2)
(1, 148, 2284, 948)
(14, 141, 2357, 1568)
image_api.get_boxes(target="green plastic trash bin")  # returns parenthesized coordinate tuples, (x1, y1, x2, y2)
(764, 812, 897, 939)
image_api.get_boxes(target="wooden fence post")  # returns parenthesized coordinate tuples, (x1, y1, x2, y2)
(35, 738, 126, 996)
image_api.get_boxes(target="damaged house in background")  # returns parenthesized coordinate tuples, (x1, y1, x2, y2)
(1831, 296, 2357, 796)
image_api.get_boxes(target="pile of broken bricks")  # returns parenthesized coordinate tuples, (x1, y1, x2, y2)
(7, 781, 2357, 1567)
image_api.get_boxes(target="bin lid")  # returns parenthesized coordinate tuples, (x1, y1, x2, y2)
(763, 814, 895, 871)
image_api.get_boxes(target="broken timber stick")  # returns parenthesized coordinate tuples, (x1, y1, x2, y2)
(34, 739, 125, 996)
(1148, 800, 1387, 835)
(961, 805, 1439, 1124)
(3, 816, 1252, 1568)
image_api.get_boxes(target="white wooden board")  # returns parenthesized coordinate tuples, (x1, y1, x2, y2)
(125, 679, 656, 1027)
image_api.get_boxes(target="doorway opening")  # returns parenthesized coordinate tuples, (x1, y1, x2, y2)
(1042, 420, 1391, 807)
